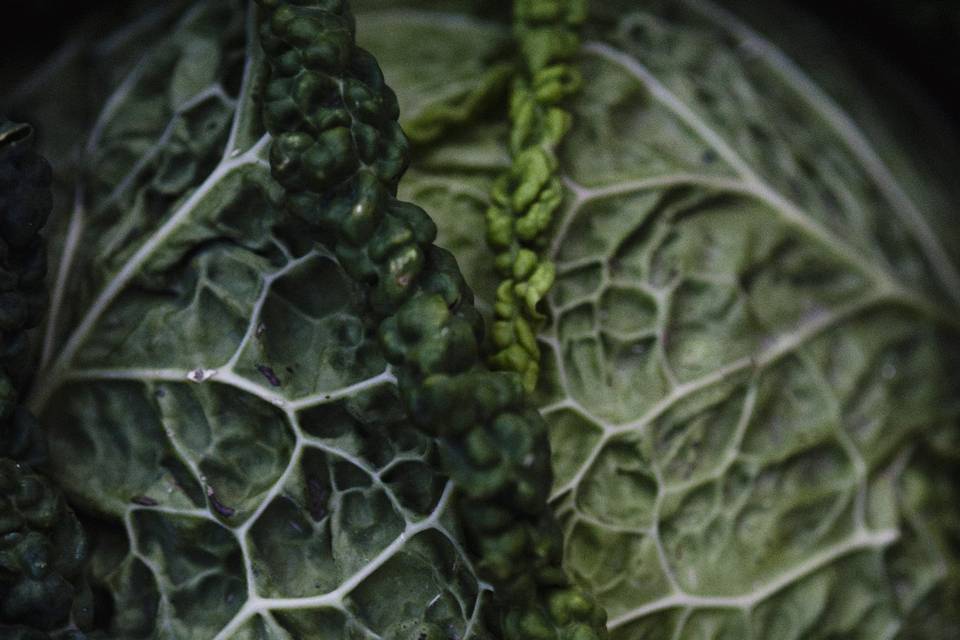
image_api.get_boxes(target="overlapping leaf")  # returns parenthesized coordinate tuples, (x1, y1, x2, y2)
(400, 1, 960, 639)
(11, 2, 512, 637)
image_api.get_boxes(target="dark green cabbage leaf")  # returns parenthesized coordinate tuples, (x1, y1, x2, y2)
(10, 2, 511, 637)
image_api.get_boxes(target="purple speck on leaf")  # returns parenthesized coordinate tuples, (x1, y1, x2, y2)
(255, 364, 282, 387)
(208, 490, 236, 518)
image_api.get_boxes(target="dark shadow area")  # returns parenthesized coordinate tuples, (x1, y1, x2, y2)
(1, 1, 957, 122)
(804, 0, 959, 122)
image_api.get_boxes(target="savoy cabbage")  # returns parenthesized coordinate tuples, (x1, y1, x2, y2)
(2, 0, 959, 638)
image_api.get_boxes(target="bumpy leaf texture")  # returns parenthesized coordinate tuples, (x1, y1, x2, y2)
(396, 2, 960, 640)
(5, 0, 960, 639)
(12, 1, 501, 638)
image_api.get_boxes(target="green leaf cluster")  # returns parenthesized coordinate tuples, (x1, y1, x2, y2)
(1, 120, 92, 639)
(483, 0, 584, 393)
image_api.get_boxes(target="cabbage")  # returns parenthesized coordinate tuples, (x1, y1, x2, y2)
(13, 3, 492, 637)
(3, 0, 959, 638)
(394, 1, 960, 638)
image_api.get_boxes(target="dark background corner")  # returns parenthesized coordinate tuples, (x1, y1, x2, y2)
(1, 0, 958, 121)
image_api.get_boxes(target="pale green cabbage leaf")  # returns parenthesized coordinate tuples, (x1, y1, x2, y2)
(398, 2, 960, 640)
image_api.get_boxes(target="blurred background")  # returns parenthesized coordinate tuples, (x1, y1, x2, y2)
(1, 0, 958, 121)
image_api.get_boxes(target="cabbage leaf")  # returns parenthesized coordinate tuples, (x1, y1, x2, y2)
(16, 2, 509, 637)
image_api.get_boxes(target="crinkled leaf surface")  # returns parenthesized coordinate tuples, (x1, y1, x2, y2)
(16, 2, 508, 638)
(8, 1, 960, 639)
(381, 1, 960, 639)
